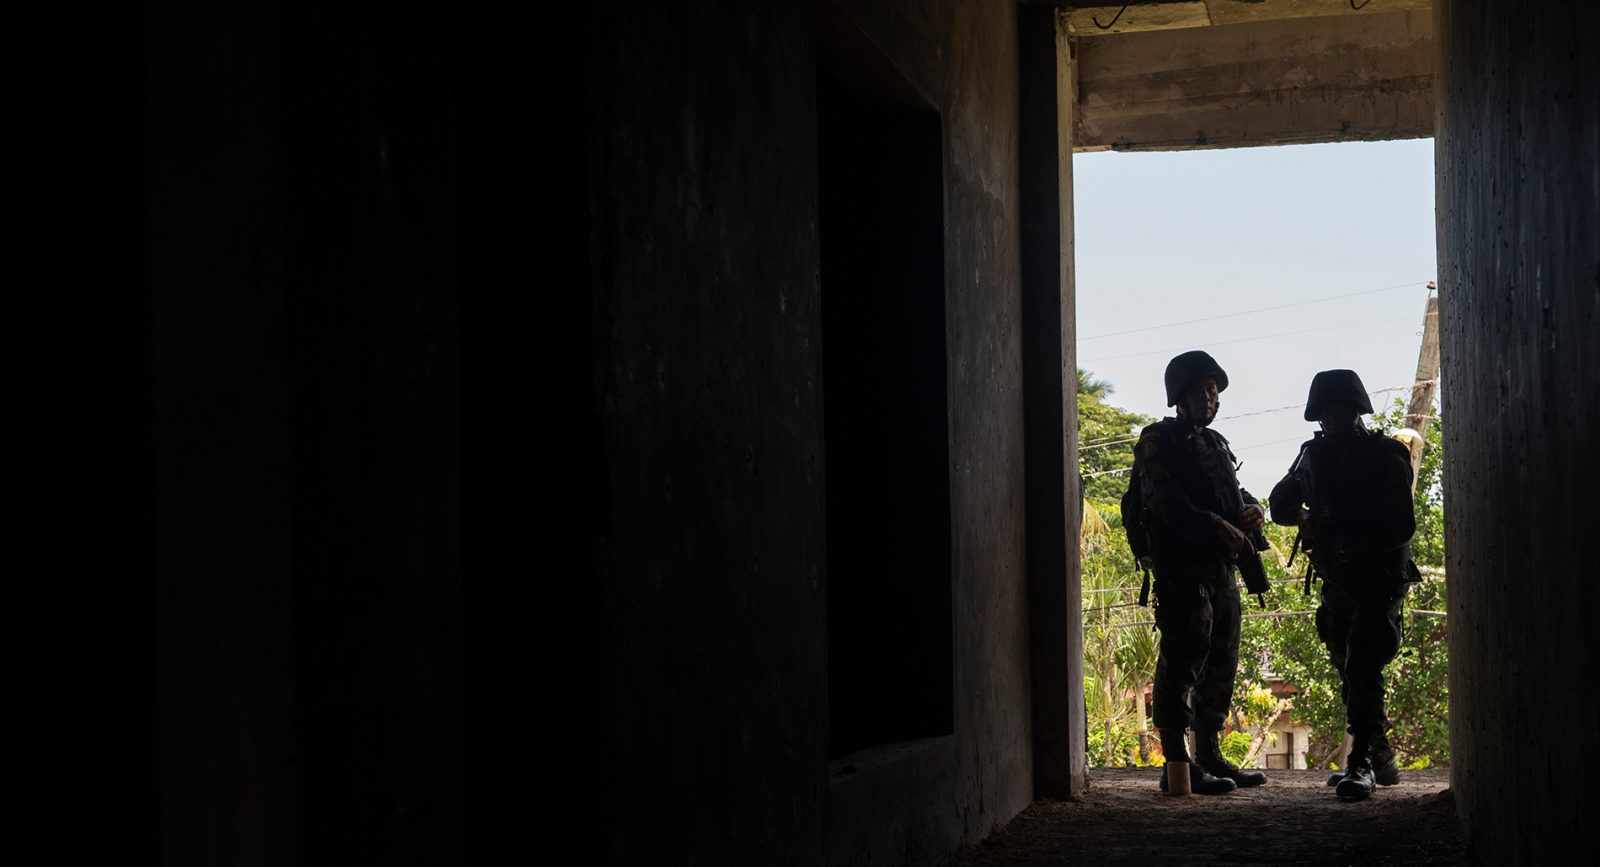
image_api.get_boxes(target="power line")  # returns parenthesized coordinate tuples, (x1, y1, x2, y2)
(1111, 609, 1318, 628)
(1080, 280, 1429, 342)
(1075, 381, 1437, 454)
(1082, 312, 1433, 364)
(1080, 433, 1143, 449)
(1214, 380, 1435, 423)
(1086, 601, 1146, 612)
(1083, 578, 1304, 596)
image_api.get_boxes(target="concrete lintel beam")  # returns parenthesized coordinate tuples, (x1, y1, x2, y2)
(1064, 0, 1432, 37)
(1073, 8, 1434, 151)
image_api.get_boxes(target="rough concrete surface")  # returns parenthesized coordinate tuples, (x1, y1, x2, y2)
(955, 769, 1464, 866)
(1435, 0, 1600, 863)
(1075, 9, 1434, 151)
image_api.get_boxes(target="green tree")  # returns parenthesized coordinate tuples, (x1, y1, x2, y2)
(1077, 367, 1114, 403)
(1077, 367, 1155, 503)
(1075, 369, 1160, 766)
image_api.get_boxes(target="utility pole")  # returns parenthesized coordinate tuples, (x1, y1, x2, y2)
(1399, 282, 1441, 492)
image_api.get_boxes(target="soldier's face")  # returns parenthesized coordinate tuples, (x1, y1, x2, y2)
(1181, 376, 1220, 426)
(1319, 403, 1358, 435)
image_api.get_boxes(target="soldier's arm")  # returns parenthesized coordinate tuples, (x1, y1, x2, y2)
(1135, 432, 1232, 549)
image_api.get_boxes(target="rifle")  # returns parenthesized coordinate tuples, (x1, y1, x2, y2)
(1214, 511, 1272, 607)
(1217, 444, 1272, 607)
(1228, 547, 1267, 607)
(1285, 437, 1324, 596)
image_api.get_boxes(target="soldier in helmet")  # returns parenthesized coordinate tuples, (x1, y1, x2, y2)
(1268, 369, 1418, 801)
(1129, 350, 1270, 795)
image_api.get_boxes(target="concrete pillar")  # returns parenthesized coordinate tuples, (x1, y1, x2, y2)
(1436, 1, 1600, 862)
(1018, 5, 1086, 799)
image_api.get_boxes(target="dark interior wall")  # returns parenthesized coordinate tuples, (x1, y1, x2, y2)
(149, 0, 470, 861)
(1435, 1, 1600, 862)
(149, 1, 296, 863)
(275, 5, 465, 863)
(588, 1, 829, 862)
(453, 2, 607, 860)
(590, 0, 1034, 863)
(143, 2, 592, 861)
(12, 7, 157, 864)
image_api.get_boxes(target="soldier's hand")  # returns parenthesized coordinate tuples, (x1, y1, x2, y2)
(1239, 504, 1266, 531)
(1212, 514, 1250, 554)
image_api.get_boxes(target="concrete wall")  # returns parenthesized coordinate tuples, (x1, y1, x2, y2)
(588, 0, 1042, 862)
(13, 8, 159, 863)
(1019, 5, 1087, 801)
(1435, 1, 1600, 863)
(20, 4, 480, 863)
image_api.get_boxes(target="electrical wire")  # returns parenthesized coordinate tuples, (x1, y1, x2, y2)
(1083, 578, 1304, 596)
(1110, 609, 1318, 628)
(1092, 3, 1130, 29)
(1109, 607, 1446, 628)
(1080, 280, 1429, 342)
(1078, 435, 1142, 454)
(1082, 312, 1434, 364)
(1075, 380, 1437, 454)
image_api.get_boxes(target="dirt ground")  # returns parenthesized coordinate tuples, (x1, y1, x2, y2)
(954, 768, 1466, 866)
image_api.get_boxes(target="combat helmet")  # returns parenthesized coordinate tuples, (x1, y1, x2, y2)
(1304, 369, 1374, 421)
(1163, 350, 1229, 407)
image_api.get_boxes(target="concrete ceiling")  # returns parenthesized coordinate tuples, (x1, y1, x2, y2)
(1049, 0, 1437, 151)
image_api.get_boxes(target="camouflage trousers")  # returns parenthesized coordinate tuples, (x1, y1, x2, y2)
(1316, 575, 1407, 736)
(1151, 561, 1240, 734)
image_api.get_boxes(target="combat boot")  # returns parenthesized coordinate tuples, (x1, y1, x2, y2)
(1335, 758, 1376, 801)
(1194, 730, 1266, 787)
(1369, 733, 1400, 786)
(1154, 730, 1235, 795)
(1158, 762, 1238, 795)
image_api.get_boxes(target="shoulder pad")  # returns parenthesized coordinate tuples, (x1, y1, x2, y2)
(1135, 422, 1174, 459)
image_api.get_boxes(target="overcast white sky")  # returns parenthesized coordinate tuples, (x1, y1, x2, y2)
(1073, 138, 1439, 496)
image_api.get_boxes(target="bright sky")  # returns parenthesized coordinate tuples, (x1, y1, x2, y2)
(1073, 138, 1438, 497)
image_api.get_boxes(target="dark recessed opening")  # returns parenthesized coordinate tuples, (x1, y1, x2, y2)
(817, 18, 953, 762)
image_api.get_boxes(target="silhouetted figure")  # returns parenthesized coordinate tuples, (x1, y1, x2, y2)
(1269, 369, 1419, 801)
(1126, 351, 1269, 794)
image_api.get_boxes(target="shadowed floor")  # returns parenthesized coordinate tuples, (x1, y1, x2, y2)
(956, 768, 1464, 866)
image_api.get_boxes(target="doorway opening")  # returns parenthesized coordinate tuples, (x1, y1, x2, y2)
(1070, 140, 1447, 775)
